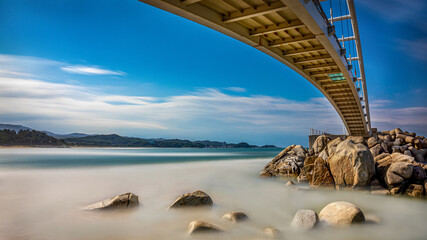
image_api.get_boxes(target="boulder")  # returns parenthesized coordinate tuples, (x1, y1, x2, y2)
(327, 137, 342, 156)
(345, 136, 366, 145)
(393, 138, 403, 146)
(370, 144, 383, 158)
(260, 145, 305, 177)
(169, 190, 213, 208)
(319, 201, 365, 226)
(286, 180, 295, 186)
(403, 150, 412, 157)
(264, 227, 279, 238)
(367, 137, 378, 148)
(328, 140, 375, 189)
(291, 209, 319, 229)
(405, 136, 415, 144)
(188, 220, 223, 234)
(411, 165, 426, 182)
(291, 145, 307, 157)
(385, 162, 414, 186)
(415, 154, 425, 163)
(222, 211, 248, 222)
(390, 128, 403, 136)
(84, 192, 139, 210)
(310, 158, 334, 188)
(312, 135, 328, 155)
(298, 156, 316, 183)
(318, 149, 328, 161)
(390, 153, 415, 163)
(404, 184, 424, 197)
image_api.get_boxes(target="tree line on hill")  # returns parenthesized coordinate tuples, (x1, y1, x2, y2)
(0, 129, 66, 146)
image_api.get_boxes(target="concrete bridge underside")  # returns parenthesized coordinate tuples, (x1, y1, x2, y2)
(138, 0, 370, 136)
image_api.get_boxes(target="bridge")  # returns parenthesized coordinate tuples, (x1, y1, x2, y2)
(138, 0, 371, 136)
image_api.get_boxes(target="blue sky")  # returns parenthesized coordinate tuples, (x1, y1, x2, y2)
(0, 0, 426, 147)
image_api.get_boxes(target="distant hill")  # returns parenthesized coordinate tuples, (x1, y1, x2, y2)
(0, 123, 277, 148)
(0, 129, 66, 146)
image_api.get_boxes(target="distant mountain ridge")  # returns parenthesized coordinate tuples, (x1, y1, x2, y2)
(0, 124, 277, 148)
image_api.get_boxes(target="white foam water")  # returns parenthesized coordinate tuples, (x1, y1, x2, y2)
(0, 149, 426, 240)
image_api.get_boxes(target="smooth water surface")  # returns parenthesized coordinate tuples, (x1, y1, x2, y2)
(0, 148, 426, 240)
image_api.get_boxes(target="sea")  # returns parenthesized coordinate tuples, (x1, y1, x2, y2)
(0, 147, 426, 240)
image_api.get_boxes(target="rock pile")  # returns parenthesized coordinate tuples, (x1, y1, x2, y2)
(261, 128, 427, 198)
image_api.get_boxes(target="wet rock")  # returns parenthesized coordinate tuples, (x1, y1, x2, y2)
(319, 201, 365, 226)
(327, 137, 342, 156)
(264, 227, 279, 238)
(328, 140, 375, 189)
(404, 184, 424, 197)
(84, 192, 139, 210)
(291, 209, 319, 229)
(169, 190, 213, 208)
(367, 137, 378, 148)
(312, 135, 328, 155)
(222, 211, 248, 222)
(188, 220, 223, 234)
(310, 158, 334, 188)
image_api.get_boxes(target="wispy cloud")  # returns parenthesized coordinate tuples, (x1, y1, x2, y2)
(61, 65, 125, 76)
(395, 38, 427, 61)
(359, 0, 426, 24)
(224, 87, 246, 93)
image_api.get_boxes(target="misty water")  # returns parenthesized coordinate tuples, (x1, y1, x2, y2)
(0, 148, 426, 240)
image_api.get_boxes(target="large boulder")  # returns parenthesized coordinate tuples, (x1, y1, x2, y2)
(312, 135, 329, 155)
(318, 149, 329, 161)
(319, 201, 365, 226)
(385, 162, 414, 186)
(260, 145, 305, 177)
(169, 190, 213, 208)
(327, 137, 342, 156)
(345, 136, 366, 145)
(328, 140, 375, 189)
(84, 192, 139, 210)
(291, 209, 319, 229)
(310, 158, 334, 188)
(188, 220, 223, 234)
(298, 156, 316, 183)
(412, 165, 426, 182)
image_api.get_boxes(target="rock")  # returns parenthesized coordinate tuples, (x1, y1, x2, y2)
(312, 135, 328, 155)
(414, 139, 423, 149)
(367, 137, 378, 148)
(390, 187, 401, 195)
(381, 142, 389, 153)
(327, 137, 342, 156)
(319, 201, 365, 226)
(382, 130, 390, 135)
(386, 162, 414, 186)
(310, 158, 334, 188)
(390, 153, 415, 163)
(169, 190, 213, 208)
(391, 128, 403, 136)
(260, 145, 305, 177)
(370, 144, 383, 158)
(384, 135, 392, 142)
(84, 192, 139, 210)
(403, 150, 412, 157)
(298, 156, 316, 183)
(291, 145, 307, 157)
(393, 138, 403, 146)
(318, 149, 328, 161)
(328, 140, 375, 189)
(188, 220, 223, 234)
(371, 189, 390, 195)
(286, 180, 295, 186)
(222, 211, 248, 222)
(291, 209, 319, 229)
(396, 133, 407, 140)
(411, 165, 426, 182)
(346, 136, 366, 145)
(264, 227, 279, 238)
(405, 136, 415, 144)
(415, 154, 425, 163)
(404, 184, 424, 197)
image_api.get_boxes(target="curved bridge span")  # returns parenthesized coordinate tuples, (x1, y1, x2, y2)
(138, 0, 371, 136)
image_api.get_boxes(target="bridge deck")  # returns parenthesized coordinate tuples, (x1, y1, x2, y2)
(139, 0, 369, 136)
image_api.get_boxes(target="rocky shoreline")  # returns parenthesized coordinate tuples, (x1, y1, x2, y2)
(261, 128, 427, 198)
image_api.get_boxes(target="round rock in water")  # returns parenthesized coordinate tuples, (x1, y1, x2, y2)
(264, 227, 279, 238)
(188, 220, 223, 234)
(291, 209, 319, 229)
(319, 201, 365, 226)
(222, 211, 248, 222)
(84, 192, 139, 210)
(169, 190, 213, 208)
